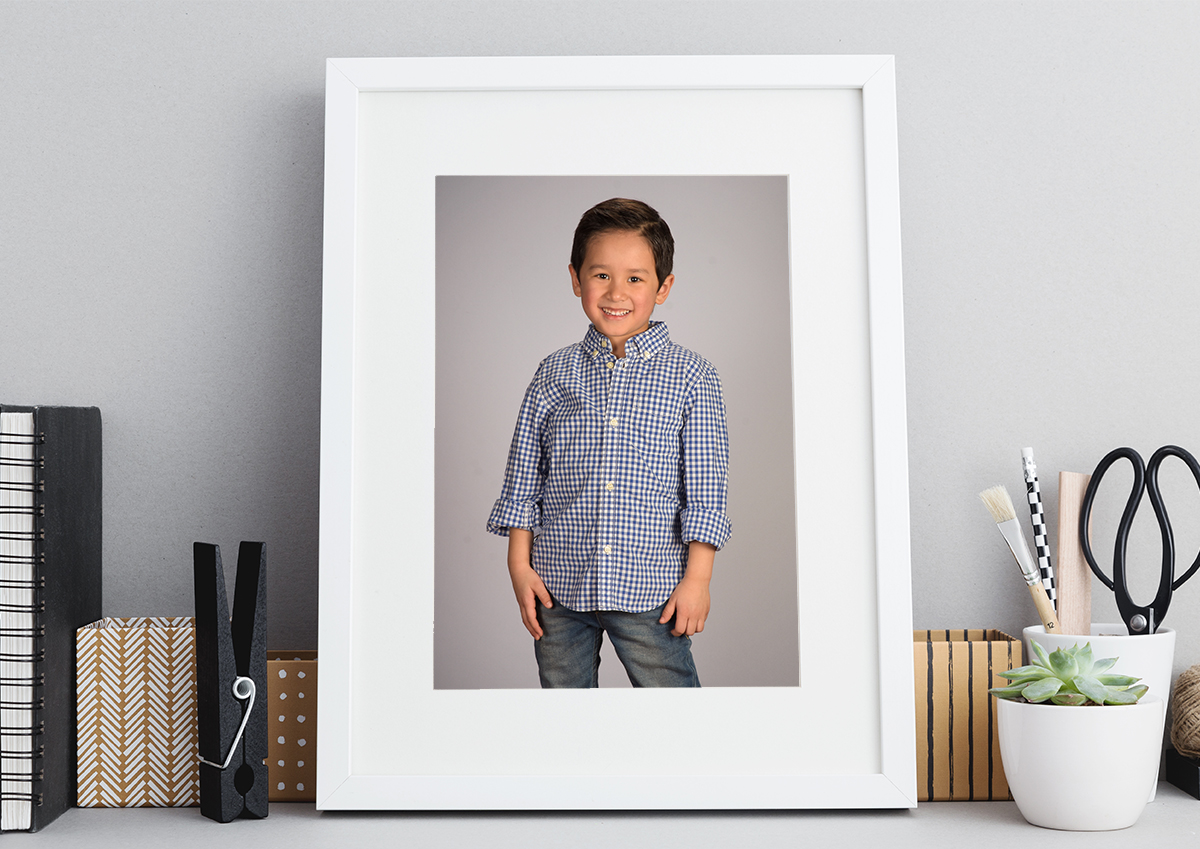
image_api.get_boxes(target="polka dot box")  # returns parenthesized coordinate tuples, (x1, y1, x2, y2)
(268, 651, 316, 801)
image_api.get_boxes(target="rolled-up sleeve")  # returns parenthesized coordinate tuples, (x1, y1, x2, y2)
(678, 365, 732, 549)
(486, 366, 550, 537)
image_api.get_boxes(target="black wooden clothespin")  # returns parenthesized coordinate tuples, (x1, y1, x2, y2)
(193, 541, 268, 823)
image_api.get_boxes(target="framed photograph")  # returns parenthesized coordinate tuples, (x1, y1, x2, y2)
(318, 55, 914, 809)
(435, 174, 801, 691)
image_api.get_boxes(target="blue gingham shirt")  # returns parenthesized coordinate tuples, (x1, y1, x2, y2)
(487, 322, 732, 613)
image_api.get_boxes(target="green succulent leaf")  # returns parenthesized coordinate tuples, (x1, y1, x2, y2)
(1020, 676, 1064, 703)
(1124, 684, 1149, 702)
(1074, 643, 1095, 675)
(997, 665, 1055, 682)
(989, 685, 1027, 701)
(1030, 640, 1052, 669)
(1048, 647, 1079, 680)
(1050, 693, 1088, 706)
(1096, 674, 1140, 688)
(1102, 687, 1142, 706)
(1073, 675, 1110, 705)
(1090, 656, 1118, 675)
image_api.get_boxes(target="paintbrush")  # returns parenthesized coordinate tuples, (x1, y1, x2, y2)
(979, 483, 1061, 633)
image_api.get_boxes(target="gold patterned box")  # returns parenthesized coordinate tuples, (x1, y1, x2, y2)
(268, 651, 316, 801)
(914, 629, 1021, 801)
(76, 617, 199, 807)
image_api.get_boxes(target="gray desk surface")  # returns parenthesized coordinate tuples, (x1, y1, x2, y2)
(5, 784, 1198, 847)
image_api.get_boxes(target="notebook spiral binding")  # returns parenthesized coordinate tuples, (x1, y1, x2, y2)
(0, 675, 43, 688)
(0, 427, 46, 818)
(0, 652, 43, 664)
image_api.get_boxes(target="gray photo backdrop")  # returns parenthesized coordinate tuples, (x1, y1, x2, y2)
(433, 176, 799, 688)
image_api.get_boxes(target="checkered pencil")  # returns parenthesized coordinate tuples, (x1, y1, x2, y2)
(1021, 447, 1056, 612)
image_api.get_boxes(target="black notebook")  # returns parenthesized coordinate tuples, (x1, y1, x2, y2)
(0, 406, 101, 832)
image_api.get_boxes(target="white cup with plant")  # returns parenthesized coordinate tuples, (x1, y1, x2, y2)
(991, 640, 1164, 831)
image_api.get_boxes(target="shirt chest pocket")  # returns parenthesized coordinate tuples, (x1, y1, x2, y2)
(629, 395, 683, 449)
(627, 394, 684, 495)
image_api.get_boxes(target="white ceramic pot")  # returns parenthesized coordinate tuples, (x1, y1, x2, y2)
(1024, 623, 1174, 801)
(997, 695, 1164, 830)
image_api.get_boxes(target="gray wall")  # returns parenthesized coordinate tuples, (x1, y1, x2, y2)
(4, 1, 1200, 689)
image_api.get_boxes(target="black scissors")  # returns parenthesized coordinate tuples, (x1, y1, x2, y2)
(1079, 445, 1200, 635)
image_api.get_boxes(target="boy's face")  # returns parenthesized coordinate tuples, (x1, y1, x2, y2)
(569, 229, 674, 356)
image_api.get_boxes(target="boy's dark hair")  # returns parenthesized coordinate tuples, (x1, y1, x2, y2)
(570, 198, 674, 286)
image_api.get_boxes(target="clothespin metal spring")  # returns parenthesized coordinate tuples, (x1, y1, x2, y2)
(198, 676, 257, 771)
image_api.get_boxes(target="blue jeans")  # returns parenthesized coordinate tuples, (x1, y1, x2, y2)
(534, 599, 701, 688)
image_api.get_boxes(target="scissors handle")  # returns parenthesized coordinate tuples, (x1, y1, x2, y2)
(1153, 445, 1200, 591)
(1079, 445, 1200, 634)
(1079, 447, 1165, 633)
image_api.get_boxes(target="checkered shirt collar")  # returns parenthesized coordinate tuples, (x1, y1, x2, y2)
(582, 321, 670, 360)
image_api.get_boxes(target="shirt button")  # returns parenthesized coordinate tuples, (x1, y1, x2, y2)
(606, 361, 614, 370)
(603, 545, 612, 555)
(610, 418, 618, 428)
(605, 481, 614, 491)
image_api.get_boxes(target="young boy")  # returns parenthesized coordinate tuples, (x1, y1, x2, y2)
(486, 198, 731, 688)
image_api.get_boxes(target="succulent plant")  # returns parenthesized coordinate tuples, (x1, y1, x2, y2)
(989, 640, 1149, 706)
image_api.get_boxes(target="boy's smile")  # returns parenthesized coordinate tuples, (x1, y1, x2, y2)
(569, 229, 674, 358)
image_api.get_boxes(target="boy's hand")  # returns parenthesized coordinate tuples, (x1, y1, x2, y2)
(660, 541, 716, 637)
(660, 574, 710, 637)
(507, 529, 552, 640)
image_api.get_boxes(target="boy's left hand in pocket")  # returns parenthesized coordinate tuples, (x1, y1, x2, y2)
(660, 575, 710, 637)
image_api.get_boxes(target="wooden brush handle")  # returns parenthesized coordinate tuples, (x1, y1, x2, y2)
(1028, 581, 1061, 633)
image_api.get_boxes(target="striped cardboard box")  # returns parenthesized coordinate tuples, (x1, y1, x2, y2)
(914, 629, 1021, 801)
(76, 617, 198, 807)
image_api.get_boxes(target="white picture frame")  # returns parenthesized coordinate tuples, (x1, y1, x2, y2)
(318, 55, 914, 809)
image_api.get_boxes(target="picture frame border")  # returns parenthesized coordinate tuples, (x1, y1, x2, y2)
(317, 54, 915, 810)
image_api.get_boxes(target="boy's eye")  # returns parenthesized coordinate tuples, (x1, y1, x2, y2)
(596, 273, 609, 280)
(629, 276, 642, 283)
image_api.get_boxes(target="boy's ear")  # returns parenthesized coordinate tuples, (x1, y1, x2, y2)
(569, 264, 583, 297)
(655, 274, 675, 305)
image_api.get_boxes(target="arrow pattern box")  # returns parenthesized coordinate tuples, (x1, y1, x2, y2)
(76, 618, 198, 807)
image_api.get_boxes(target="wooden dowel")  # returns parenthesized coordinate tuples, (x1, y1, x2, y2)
(1056, 471, 1093, 636)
